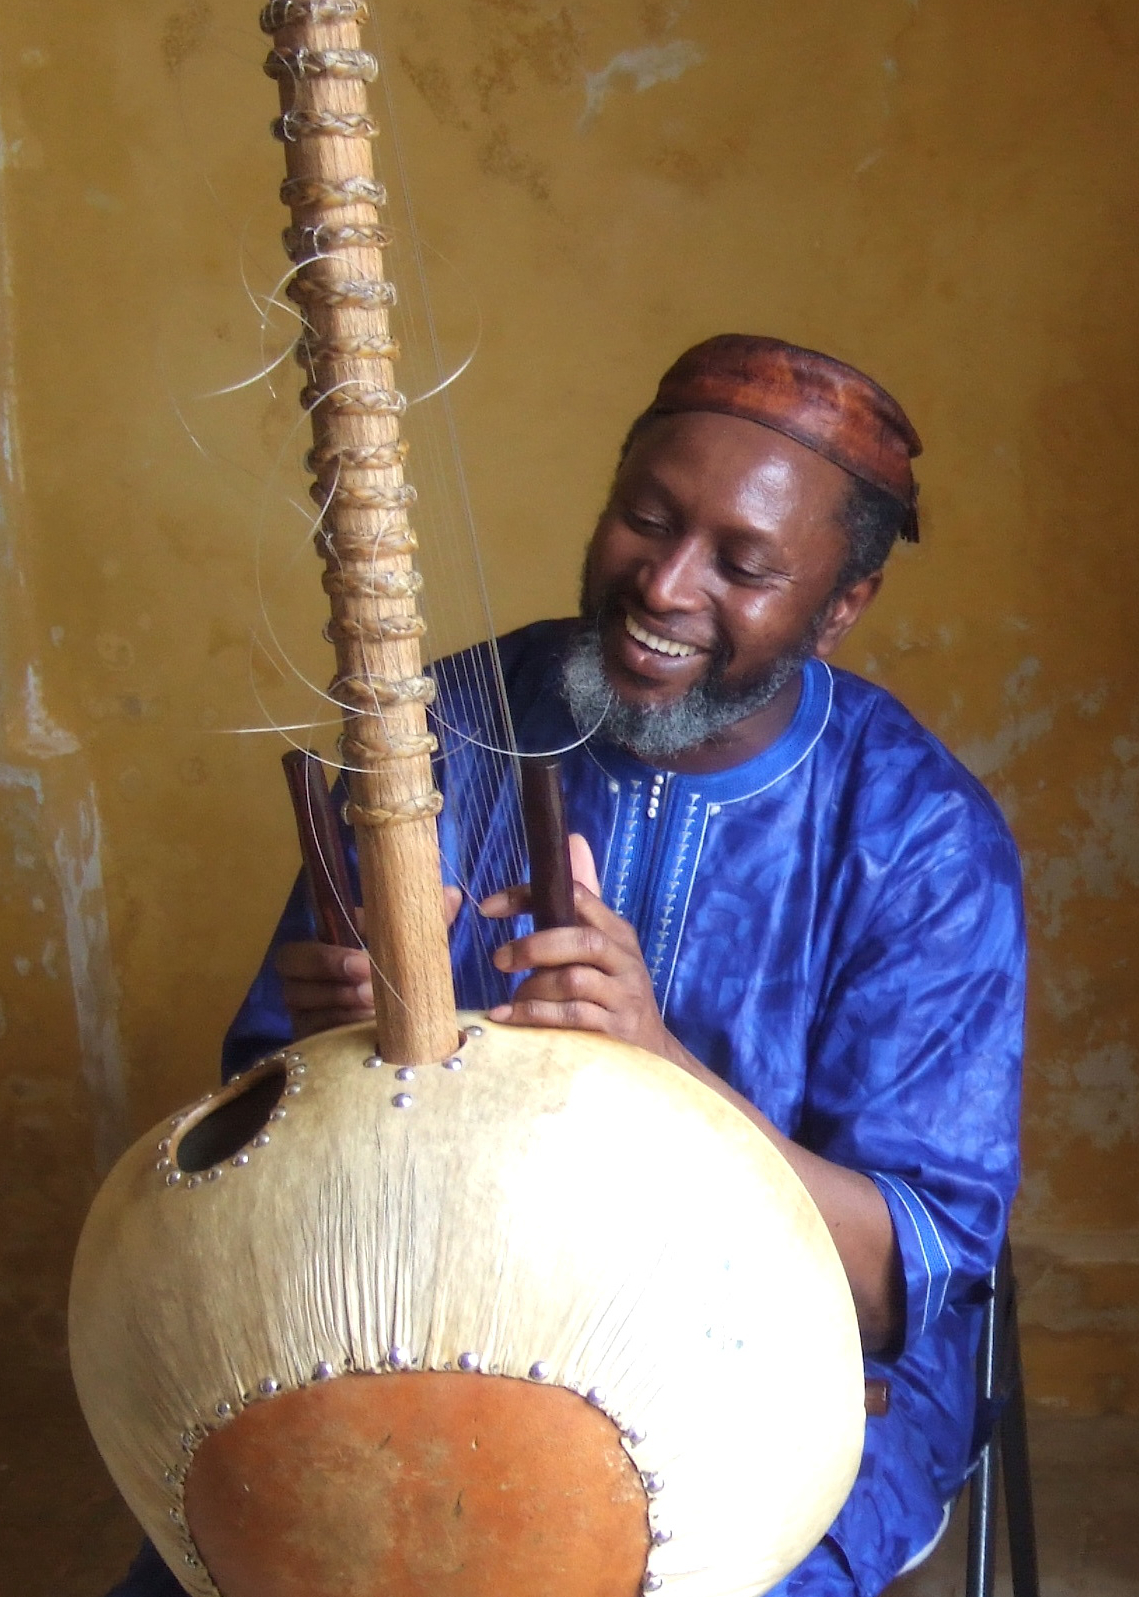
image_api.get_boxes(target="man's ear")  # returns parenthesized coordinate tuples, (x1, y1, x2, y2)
(814, 570, 883, 660)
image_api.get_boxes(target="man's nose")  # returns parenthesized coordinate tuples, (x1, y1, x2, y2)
(638, 538, 706, 613)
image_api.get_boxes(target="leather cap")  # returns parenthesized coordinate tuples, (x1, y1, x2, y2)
(649, 334, 921, 541)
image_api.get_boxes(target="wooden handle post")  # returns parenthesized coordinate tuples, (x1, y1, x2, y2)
(263, 0, 456, 1062)
(520, 757, 576, 932)
(282, 749, 358, 948)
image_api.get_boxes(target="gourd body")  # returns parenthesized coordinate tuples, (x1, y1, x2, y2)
(70, 1017, 865, 1597)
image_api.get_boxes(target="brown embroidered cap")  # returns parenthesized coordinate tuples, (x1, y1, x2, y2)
(649, 334, 922, 541)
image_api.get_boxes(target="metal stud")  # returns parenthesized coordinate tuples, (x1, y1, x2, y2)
(165, 1171, 182, 1187)
(285, 1052, 304, 1065)
(259, 1378, 280, 1397)
(157, 1138, 171, 1153)
(313, 1361, 334, 1381)
(186, 1175, 201, 1190)
(643, 1472, 665, 1495)
(156, 1158, 172, 1172)
(652, 1527, 673, 1546)
(232, 1152, 250, 1167)
(643, 1577, 663, 1593)
(288, 1063, 307, 1076)
(363, 1053, 383, 1069)
(528, 1360, 550, 1381)
(624, 1425, 646, 1446)
(269, 1107, 287, 1121)
(284, 1083, 302, 1097)
(253, 1133, 270, 1147)
(392, 1093, 413, 1109)
(394, 1066, 415, 1081)
(458, 1351, 480, 1372)
(586, 1387, 606, 1408)
(181, 1431, 196, 1452)
(389, 1347, 411, 1370)
(215, 1400, 233, 1418)
(207, 1166, 223, 1181)
(268, 1051, 288, 1066)
(442, 1056, 463, 1071)
(164, 1469, 178, 1487)
(467, 1024, 484, 1037)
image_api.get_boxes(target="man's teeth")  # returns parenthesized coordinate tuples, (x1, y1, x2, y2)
(624, 614, 698, 658)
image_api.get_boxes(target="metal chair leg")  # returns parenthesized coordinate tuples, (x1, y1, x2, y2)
(964, 1237, 1039, 1597)
(966, 1253, 1000, 1597)
(966, 1438, 1000, 1597)
(999, 1277, 1040, 1597)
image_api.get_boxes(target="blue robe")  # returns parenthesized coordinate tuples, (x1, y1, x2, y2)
(113, 621, 1024, 1597)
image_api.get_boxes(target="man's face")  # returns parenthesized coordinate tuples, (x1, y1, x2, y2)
(570, 411, 874, 767)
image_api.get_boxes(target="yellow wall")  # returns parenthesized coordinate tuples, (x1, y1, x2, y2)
(2, 0, 1138, 1583)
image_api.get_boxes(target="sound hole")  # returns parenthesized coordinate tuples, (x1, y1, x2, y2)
(177, 1068, 287, 1173)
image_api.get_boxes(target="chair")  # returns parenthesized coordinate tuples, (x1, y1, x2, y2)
(965, 1237, 1040, 1597)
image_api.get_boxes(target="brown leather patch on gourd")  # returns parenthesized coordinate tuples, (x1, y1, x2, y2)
(183, 1371, 651, 1597)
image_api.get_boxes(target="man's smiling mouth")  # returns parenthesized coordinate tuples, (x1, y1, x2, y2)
(624, 613, 700, 658)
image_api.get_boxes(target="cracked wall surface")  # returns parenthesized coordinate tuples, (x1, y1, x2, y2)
(1, 3, 1138, 1582)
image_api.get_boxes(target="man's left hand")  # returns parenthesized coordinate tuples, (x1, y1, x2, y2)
(479, 835, 681, 1064)
(481, 838, 902, 1352)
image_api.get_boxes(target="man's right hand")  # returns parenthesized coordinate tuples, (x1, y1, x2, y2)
(275, 885, 462, 1040)
(274, 941, 375, 1039)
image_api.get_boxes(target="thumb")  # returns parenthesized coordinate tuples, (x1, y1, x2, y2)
(442, 884, 463, 928)
(568, 833, 601, 896)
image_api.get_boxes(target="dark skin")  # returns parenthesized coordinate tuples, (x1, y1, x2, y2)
(580, 412, 881, 773)
(276, 412, 903, 1352)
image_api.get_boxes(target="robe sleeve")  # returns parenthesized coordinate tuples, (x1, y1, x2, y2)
(799, 814, 1025, 1356)
(103, 1540, 186, 1597)
(220, 870, 315, 1079)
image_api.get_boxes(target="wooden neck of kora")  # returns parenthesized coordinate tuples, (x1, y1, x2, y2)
(263, 0, 457, 1064)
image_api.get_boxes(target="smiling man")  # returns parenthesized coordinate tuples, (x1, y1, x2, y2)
(111, 337, 1024, 1597)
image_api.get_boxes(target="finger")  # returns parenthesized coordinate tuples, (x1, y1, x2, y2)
(442, 885, 462, 928)
(482, 843, 601, 918)
(492, 924, 628, 977)
(568, 833, 601, 895)
(479, 883, 533, 919)
(487, 996, 612, 1033)
(281, 977, 374, 1013)
(569, 884, 644, 951)
(275, 941, 371, 985)
(509, 964, 619, 1009)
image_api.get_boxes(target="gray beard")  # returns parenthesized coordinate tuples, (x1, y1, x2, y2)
(560, 616, 820, 764)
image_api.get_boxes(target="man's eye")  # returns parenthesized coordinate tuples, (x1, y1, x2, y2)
(626, 512, 670, 536)
(721, 559, 772, 583)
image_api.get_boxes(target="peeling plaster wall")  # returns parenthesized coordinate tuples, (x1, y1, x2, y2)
(0, 125, 127, 1389)
(2, 0, 1138, 1570)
